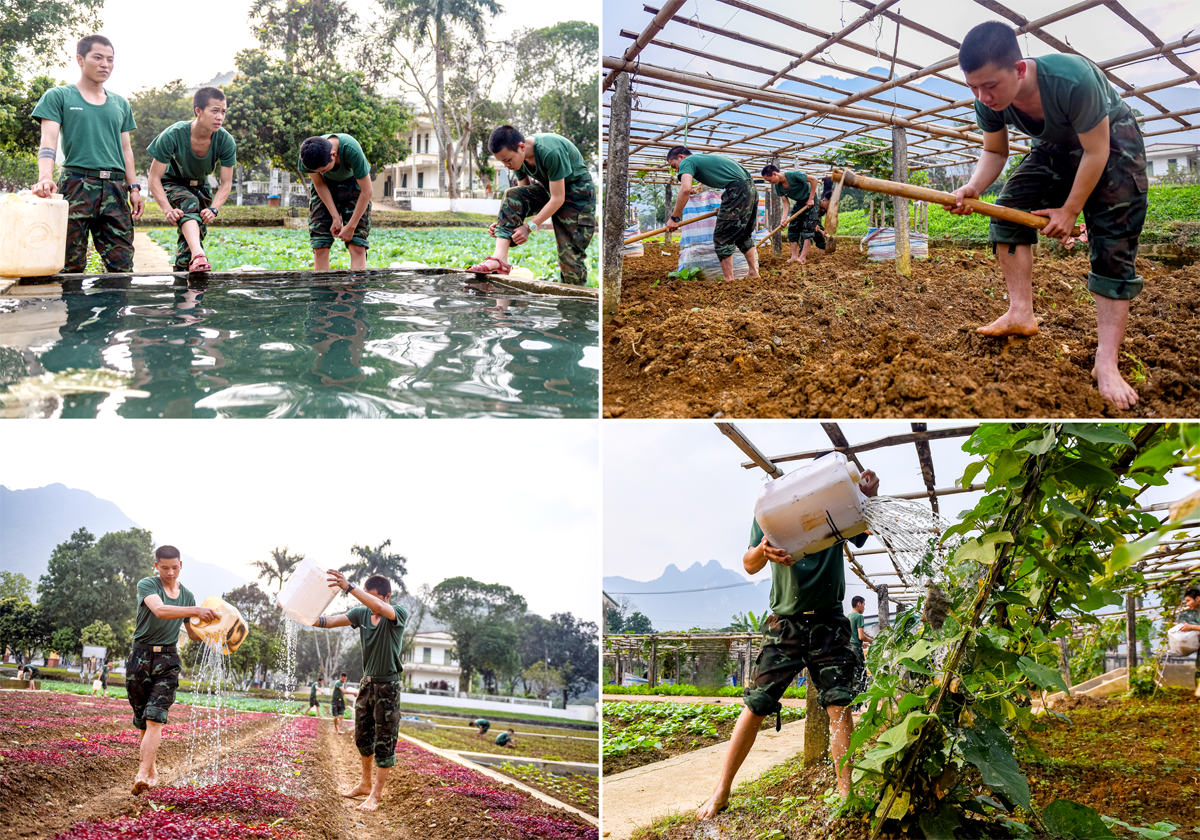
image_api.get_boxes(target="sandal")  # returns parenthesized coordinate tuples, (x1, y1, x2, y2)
(466, 256, 511, 276)
(187, 254, 211, 274)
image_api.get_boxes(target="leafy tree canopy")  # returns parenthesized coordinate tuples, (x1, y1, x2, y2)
(0, 570, 34, 602)
(127, 80, 191, 176)
(79, 619, 117, 651)
(512, 21, 598, 161)
(249, 0, 358, 72)
(430, 576, 526, 689)
(249, 545, 304, 593)
(0, 596, 52, 661)
(0, 0, 103, 73)
(544, 611, 599, 706)
(0, 70, 55, 153)
(339, 539, 409, 593)
(50, 625, 80, 658)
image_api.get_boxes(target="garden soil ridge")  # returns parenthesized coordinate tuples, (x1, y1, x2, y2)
(604, 245, 1199, 418)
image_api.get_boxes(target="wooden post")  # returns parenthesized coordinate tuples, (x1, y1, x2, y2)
(664, 181, 673, 245)
(876, 584, 890, 631)
(768, 155, 782, 256)
(1125, 594, 1138, 670)
(1058, 636, 1071, 687)
(649, 635, 658, 688)
(675, 649, 681, 685)
(603, 71, 632, 320)
(892, 125, 910, 276)
(803, 667, 831, 765)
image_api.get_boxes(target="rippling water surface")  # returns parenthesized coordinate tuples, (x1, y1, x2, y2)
(0, 272, 599, 418)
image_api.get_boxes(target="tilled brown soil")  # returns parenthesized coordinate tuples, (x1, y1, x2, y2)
(604, 246, 1200, 418)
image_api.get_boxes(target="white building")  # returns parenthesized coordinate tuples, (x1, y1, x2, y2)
(402, 630, 461, 692)
(371, 113, 515, 205)
(1144, 143, 1199, 183)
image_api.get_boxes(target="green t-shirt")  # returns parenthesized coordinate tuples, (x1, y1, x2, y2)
(974, 54, 1125, 149)
(133, 576, 196, 646)
(474, 718, 489, 727)
(514, 133, 591, 191)
(346, 603, 410, 679)
(31, 84, 136, 172)
(677, 154, 751, 190)
(749, 519, 868, 616)
(1178, 607, 1200, 627)
(774, 171, 812, 205)
(309, 681, 320, 703)
(297, 133, 370, 183)
(495, 731, 512, 746)
(100, 664, 108, 678)
(848, 610, 866, 656)
(332, 679, 344, 702)
(147, 120, 237, 183)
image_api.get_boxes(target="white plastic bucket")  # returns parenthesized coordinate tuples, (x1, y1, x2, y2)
(0, 192, 69, 277)
(276, 557, 339, 626)
(1168, 625, 1199, 656)
(189, 596, 249, 654)
(753, 452, 868, 558)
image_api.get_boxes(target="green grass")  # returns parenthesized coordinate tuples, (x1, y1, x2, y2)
(401, 723, 599, 763)
(143, 227, 599, 286)
(395, 700, 597, 728)
(604, 683, 805, 699)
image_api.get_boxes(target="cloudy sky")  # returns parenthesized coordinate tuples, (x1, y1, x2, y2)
(603, 421, 1198, 597)
(1, 421, 601, 625)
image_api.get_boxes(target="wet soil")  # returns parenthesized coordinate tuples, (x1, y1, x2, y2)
(604, 246, 1200, 418)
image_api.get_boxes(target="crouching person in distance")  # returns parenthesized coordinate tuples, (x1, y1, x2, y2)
(314, 571, 409, 811)
(146, 86, 235, 274)
(298, 134, 373, 270)
(761, 165, 824, 263)
(468, 125, 596, 285)
(664, 147, 761, 283)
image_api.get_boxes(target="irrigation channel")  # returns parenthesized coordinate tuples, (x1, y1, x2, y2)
(0, 268, 599, 418)
(0, 626, 599, 839)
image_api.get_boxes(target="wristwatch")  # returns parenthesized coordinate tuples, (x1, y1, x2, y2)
(128, 184, 141, 192)
(347, 583, 356, 593)
(670, 215, 681, 223)
(528, 221, 542, 232)
(210, 207, 219, 216)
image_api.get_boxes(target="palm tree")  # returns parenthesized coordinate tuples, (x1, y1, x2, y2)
(250, 546, 304, 593)
(383, 0, 502, 197)
(338, 539, 409, 594)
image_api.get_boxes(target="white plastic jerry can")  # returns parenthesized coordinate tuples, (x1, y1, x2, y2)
(753, 451, 869, 558)
(0, 192, 69, 278)
(276, 556, 341, 626)
(189, 596, 250, 654)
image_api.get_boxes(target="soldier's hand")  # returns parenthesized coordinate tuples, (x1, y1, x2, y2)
(130, 190, 145, 220)
(945, 184, 980, 216)
(165, 207, 184, 224)
(761, 536, 794, 567)
(195, 607, 219, 623)
(860, 469, 880, 497)
(329, 217, 343, 237)
(665, 218, 680, 233)
(200, 208, 216, 224)
(511, 224, 530, 246)
(487, 221, 499, 238)
(33, 177, 56, 198)
(1031, 206, 1078, 245)
(337, 225, 354, 243)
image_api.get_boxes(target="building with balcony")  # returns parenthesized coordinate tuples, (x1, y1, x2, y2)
(1145, 143, 1200, 183)
(402, 630, 461, 691)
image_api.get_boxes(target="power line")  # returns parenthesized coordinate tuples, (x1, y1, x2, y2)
(607, 581, 758, 595)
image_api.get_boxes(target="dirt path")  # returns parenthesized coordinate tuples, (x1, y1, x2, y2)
(602, 694, 806, 708)
(132, 231, 173, 273)
(602, 718, 810, 840)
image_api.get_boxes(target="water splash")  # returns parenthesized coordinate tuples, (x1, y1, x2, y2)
(183, 630, 230, 785)
(861, 495, 952, 589)
(268, 619, 303, 782)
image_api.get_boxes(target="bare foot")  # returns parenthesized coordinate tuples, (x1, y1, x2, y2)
(132, 779, 150, 795)
(1092, 363, 1139, 410)
(357, 796, 381, 811)
(341, 783, 372, 798)
(746, 273, 760, 280)
(696, 789, 729, 821)
(977, 310, 1038, 337)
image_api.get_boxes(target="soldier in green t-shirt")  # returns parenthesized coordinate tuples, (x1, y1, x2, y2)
(495, 728, 515, 748)
(305, 678, 324, 716)
(697, 467, 880, 821)
(298, 134, 373, 270)
(947, 21, 1149, 411)
(474, 718, 491, 739)
(1178, 588, 1200, 687)
(848, 595, 874, 705)
(31, 35, 144, 273)
(761, 165, 824, 263)
(146, 88, 236, 274)
(314, 572, 410, 811)
(664, 147, 761, 283)
(467, 125, 596, 285)
(331, 672, 357, 734)
(127, 545, 217, 795)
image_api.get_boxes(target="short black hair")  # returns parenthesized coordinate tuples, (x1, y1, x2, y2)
(761, 164, 781, 177)
(959, 21, 1022, 74)
(851, 595, 865, 608)
(155, 545, 181, 561)
(193, 87, 226, 113)
(364, 575, 391, 597)
(666, 145, 692, 162)
(300, 136, 334, 171)
(488, 125, 525, 154)
(77, 35, 113, 57)
(340, 672, 347, 678)
(1186, 588, 1200, 599)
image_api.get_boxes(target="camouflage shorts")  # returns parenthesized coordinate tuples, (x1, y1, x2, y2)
(125, 646, 182, 729)
(714, 177, 757, 260)
(162, 181, 213, 270)
(309, 180, 371, 250)
(787, 203, 821, 245)
(744, 611, 857, 716)
(990, 104, 1148, 301)
(496, 180, 597, 285)
(355, 680, 401, 768)
(58, 175, 134, 273)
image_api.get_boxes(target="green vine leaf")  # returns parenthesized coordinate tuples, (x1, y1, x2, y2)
(1041, 799, 1116, 839)
(1046, 496, 1101, 531)
(1016, 656, 1069, 694)
(959, 718, 1031, 813)
(1061, 423, 1134, 448)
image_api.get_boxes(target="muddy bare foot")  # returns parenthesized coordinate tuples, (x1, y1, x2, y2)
(341, 783, 372, 798)
(132, 780, 150, 795)
(696, 789, 729, 821)
(357, 796, 382, 811)
(746, 273, 761, 280)
(1093, 364, 1139, 410)
(977, 310, 1038, 337)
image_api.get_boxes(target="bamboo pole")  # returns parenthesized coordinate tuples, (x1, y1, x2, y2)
(892, 126, 911, 276)
(624, 209, 717, 245)
(601, 0, 689, 92)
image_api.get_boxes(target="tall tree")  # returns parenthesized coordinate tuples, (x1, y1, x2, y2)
(223, 583, 283, 637)
(1, 0, 103, 73)
(0, 570, 33, 602)
(249, 545, 304, 593)
(248, 0, 359, 72)
(127, 80, 191, 175)
(0, 597, 51, 664)
(512, 21, 599, 161)
(545, 612, 598, 707)
(469, 621, 519, 694)
(429, 576, 525, 690)
(380, 0, 502, 196)
(339, 539, 409, 592)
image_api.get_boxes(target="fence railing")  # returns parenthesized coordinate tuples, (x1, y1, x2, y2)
(403, 686, 551, 707)
(243, 181, 308, 196)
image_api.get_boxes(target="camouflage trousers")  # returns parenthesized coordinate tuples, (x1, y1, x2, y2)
(990, 104, 1148, 300)
(59, 175, 134, 273)
(309, 180, 371, 250)
(787, 202, 823, 247)
(744, 610, 857, 716)
(162, 180, 213, 270)
(355, 680, 402, 768)
(714, 177, 757, 260)
(496, 180, 597, 285)
(125, 646, 182, 729)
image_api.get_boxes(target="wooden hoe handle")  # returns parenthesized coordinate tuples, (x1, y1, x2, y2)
(757, 204, 809, 246)
(623, 209, 719, 245)
(832, 168, 1081, 237)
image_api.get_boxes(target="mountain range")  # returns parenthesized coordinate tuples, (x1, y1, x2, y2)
(603, 560, 775, 631)
(0, 484, 248, 598)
